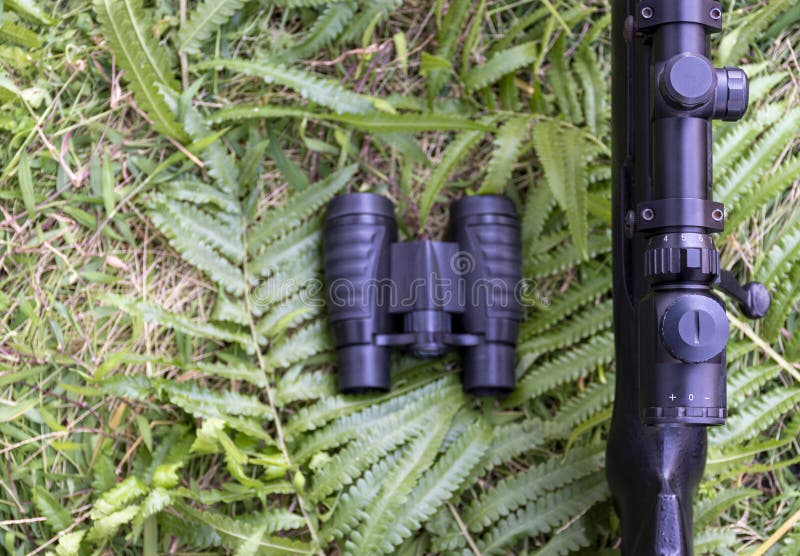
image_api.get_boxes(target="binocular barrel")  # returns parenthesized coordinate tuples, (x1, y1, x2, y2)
(323, 193, 397, 393)
(323, 193, 522, 395)
(448, 195, 522, 395)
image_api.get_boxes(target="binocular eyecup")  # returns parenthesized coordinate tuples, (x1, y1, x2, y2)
(323, 193, 522, 396)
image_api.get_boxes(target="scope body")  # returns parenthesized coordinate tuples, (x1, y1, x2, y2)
(606, 0, 767, 553)
(323, 193, 522, 395)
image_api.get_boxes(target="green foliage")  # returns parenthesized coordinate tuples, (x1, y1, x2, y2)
(1, 1, 798, 554)
(94, 0, 188, 141)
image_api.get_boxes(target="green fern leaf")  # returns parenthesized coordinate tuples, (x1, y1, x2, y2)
(531, 520, 591, 555)
(693, 528, 738, 555)
(476, 475, 608, 556)
(481, 419, 566, 474)
(34, 487, 72, 531)
(94, 0, 187, 141)
(380, 422, 491, 553)
(103, 294, 253, 349)
(573, 45, 605, 136)
(520, 268, 611, 340)
(344, 403, 461, 554)
(276, 367, 335, 405)
(479, 116, 531, 194)
(249, 217, 322, 278)
(148, 207, 247, 294)
(0, 19, 41, 48)
(728, 364, 781, 405)
(553, 376, 615, 430)
(463, 41, 538, 92)
(6, 0, 55, 25)
(282, 1, 356, 61)
(716, 0, 793, 66)
(197, 58, 380, 114)
(717, 107, 800, 210)
(158, 380, 272, 420)
(726, 154, 800, 232)
(249, 164, 356, 249)
(336, 0, 401, 44)
(517, 299, 612, 363)
(426, 0, 471, 98)
(178, 0, 249, 54)
(532, 120, 592, 256)
(549, 36, 582, 124)
(292, 379, 460, 462)
(714, 102, 784, 181)
(419, 127, 487, 226)
(756, 216, 800, 287)
(465, 445, 604, 533)
(525, 233, 611, 279)
(264, 320, 331, 371)
(694, 488, 759, 531)
(508, 332, 615, 405)
(710, 387, 800, 446)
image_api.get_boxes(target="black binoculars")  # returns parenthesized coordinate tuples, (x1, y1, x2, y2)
(322, 193, 522, 396)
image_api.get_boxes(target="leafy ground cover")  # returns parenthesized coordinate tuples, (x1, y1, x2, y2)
(1, 0, 800, 554)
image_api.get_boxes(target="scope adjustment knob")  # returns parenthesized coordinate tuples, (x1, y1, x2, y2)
(660, 294, 729, 363)
(644, 233, 719, 285)
(715, 67, 749, 121)
(661, 53, 717, 108)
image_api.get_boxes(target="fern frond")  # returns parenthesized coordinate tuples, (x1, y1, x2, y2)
(476, 475, 608, 556)
(195, 358, 266, 388)
(531, 120, 592, 256)
(336, 0, 401, 45)
(249, 164, 356, 250)
(177, 504, 311, 555)
(158, 380, 272, 420)
(693, 528, 738, 555)
(161, 179, 241, 213)
(520, 268, 611, 340)
(379, 422, 491, 554)
(573, 45, 606, 136)
(148, 206, 246, 294)
(344, 403, 460, 554)
(717, 107, 800, 210)
(263, 320, 331, 370)
(307, 403, 435, 500)
(716, 0, 793, 66)
(763, 264, 800, 341)
(531, 520, 591, 555)
(291, 378, 459, 461)
(151, 195, 243, 262)
(517, 299, 612, 363)
(481, 419, 566, 473)
(714, 102, 784, 180)
(710, 387, 800, 446)
(249, 217, 322, 278)
(103, 294, 253, 349)
(94, 0, 187, 141)
(178, 0, 249, 54)
(282, 2, 356, 61)
(553, 376, 615, 430)
(521, 182, 556, 257)
(728, 364, 781, 405)
(479, 116, 531, 194)
(276, 367, 335, 406)
(525, 233, 611, 278)
(508, 332, 615, 405)
(426, 0, 471, 98)
(756, 216, 800, 287)
(549, 36, 581, 124)
(465, 445, 604, 533)
(197, 59, 379, 114)
(0, 19, 41, 48)
(257, 291, 321, 340)
(463, 41, 538, 92)
(726, 154, 800, 232)
(694, 488, 760, 531)
(419, 127, 487, 226)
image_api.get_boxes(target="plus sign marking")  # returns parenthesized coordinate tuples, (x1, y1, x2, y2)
(669, 394, 677, 401)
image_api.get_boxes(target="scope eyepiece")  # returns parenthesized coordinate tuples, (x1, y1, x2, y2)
(323, 193, 522, 396)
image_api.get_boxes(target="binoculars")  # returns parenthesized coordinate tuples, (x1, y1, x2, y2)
(323, 193, 522, 396)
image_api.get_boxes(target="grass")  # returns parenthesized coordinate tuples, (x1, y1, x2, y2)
(0, 0, 800, 554)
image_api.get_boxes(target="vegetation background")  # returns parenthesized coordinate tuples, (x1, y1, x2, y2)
(1, 0, 799, 554)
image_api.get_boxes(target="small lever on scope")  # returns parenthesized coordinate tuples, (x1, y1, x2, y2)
(714, 269, 771, 319)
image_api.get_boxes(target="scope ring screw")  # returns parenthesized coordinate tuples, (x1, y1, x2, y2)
(709, 7, 722, 20)
(641, 6, 654, 19)
(711, 208, 723, 221)
(641, 207, 655, 221)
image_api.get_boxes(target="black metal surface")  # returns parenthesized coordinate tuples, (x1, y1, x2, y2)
(323, 193, 522, 396)
(605, 0, 762, 553)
